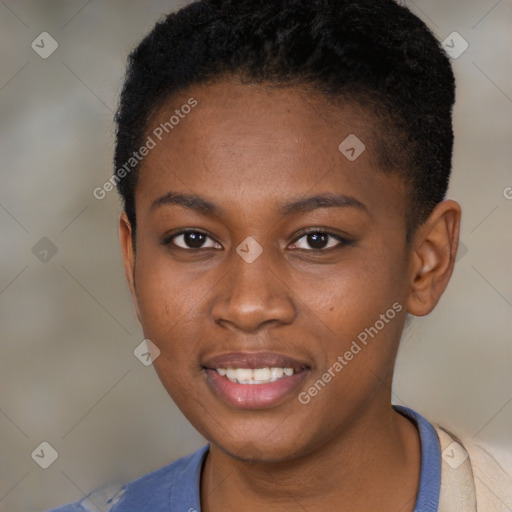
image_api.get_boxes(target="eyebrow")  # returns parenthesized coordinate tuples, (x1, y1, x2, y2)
(279, 193, 367, 216)
(150, 191, 367, 217)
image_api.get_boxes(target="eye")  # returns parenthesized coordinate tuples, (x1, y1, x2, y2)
(164, 230, 221, 250)
(289, 230, 349, 251)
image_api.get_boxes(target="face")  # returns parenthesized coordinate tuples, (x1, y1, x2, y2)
(121, 80, 416, 462)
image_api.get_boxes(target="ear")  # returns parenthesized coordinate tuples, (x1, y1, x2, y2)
(119, 211, 141, 322)
(406, 199, 462, 316)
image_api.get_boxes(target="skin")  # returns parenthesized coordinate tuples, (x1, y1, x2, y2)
(119, 79, 461, 512)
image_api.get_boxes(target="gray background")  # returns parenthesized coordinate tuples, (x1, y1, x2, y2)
(1, 1, 511, 511)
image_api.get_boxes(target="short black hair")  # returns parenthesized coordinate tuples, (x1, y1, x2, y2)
(114, 0, 455, 242)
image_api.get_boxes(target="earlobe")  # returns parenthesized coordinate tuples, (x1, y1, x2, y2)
(406, 200, 461, 317)
(119, 212, 141, 321)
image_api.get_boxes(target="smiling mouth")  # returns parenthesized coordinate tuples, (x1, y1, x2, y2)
(213, 366, 304, 384)
(202, 352, 310, 408)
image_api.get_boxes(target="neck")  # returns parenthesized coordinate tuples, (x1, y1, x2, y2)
(200, 403, 421, 512)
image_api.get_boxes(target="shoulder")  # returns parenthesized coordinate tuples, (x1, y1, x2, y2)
(433, 424, 512, 512)
(43, 445, 209, 512)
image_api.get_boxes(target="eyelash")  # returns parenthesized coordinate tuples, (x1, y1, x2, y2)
(162, 228, 352, 252)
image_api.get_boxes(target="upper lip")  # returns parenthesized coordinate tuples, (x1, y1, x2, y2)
(202, 351, 310, 370)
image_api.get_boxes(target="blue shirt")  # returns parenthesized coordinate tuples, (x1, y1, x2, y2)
(45, 405, 440, 512)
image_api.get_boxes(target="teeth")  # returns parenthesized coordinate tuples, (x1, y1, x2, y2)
(236, 368, 253, 381)
(216, 367, 297, 384)
(226, 368, 237, 380)
(253, 367, 271, 381)
(270, 367, 284, 379)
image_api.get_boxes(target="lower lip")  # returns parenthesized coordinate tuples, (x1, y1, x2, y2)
(204, 368, 309, 409)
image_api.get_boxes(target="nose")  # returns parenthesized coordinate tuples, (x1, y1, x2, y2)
(211, 249, 297, 333)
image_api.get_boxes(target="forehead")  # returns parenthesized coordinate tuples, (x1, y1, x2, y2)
(146, 80, 369, 163)
(136, 80, 406, 221)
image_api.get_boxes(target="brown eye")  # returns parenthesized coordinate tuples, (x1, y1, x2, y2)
(289, 231, 348, 251)
(166, 230, 221, 250)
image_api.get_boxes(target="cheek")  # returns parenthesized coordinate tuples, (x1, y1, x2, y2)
(133, 250, 201, 358)
(313, 257, 398, 326)
(307, 256, 405, 379)
(133, 253, 207, 406)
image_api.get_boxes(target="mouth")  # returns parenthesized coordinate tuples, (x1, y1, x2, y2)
(202, 352, 310, 409)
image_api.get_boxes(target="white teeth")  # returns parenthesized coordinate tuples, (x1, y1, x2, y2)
(226, 368, 237, 380)
(253, 368, 271, 381)
(236, 368, 253, 381)
(270, 367, 284, 379)
(215, 367, 297, 384)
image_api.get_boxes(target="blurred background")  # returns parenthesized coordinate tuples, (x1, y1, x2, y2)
(1, 1, 511, 510)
